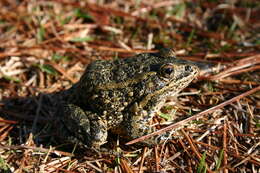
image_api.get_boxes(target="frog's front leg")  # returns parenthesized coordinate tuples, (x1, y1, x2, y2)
(60, 104, 108, 148)
(124, 103, 172, 146)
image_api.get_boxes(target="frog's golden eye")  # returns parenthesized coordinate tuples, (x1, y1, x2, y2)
(160, 64, 174, 78)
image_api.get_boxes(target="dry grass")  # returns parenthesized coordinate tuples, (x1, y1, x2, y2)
(0, 0, 259, 172)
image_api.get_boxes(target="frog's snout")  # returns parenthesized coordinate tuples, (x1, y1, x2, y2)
(180, 64, 199, 78)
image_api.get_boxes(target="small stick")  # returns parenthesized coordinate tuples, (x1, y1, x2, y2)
(138, 147, 148, 173)
(0, 144, 74, 157)
(223, 120, 228, 173)
(154, 145, 160, 172)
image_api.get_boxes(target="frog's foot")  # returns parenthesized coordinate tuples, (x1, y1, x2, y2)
(126, 122, 175, 146)
(124, 105, 175, 146)
(60, 104, 108, 148)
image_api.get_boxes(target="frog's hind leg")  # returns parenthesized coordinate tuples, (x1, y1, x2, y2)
(60, 104, 107, 148)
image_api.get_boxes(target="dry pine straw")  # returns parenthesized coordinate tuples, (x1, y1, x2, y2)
(0, 0, 260, 172)
(0, 55, 259, 172)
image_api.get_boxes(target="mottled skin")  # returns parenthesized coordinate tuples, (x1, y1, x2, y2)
(60, 48, 199, 148)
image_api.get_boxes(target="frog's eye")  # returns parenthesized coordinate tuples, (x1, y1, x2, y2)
(160, 64, 174, 78)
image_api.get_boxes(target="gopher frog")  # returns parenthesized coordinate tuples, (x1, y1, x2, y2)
(59, 48, 199, 148)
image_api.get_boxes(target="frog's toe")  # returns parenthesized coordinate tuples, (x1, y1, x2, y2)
(90, 119, 108, 147)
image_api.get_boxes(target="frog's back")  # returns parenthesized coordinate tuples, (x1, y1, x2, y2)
(79, 52, 167, 88)
(71, 53, 159, 114)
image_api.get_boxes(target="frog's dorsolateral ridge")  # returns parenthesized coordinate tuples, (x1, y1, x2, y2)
(59, 48, 199, 148)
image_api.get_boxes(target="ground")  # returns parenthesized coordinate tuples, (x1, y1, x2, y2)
(0, 0, 259, 172)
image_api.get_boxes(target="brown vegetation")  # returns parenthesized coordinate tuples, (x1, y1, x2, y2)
(0, 0, 259, 172)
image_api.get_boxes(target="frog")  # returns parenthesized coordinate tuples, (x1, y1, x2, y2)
(59, 48, 199, 148)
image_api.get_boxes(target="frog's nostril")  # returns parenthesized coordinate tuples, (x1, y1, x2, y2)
(185, 65, 192, 72)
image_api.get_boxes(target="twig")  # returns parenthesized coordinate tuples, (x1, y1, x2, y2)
(181, 129, 214, 173)
(88, 45, 154, 53)
(0, 119, 18, 124)
(120, 158, 134, 173)
(0, 125, 13, 141)
(47, 61, 78, 83)
(0, 144, 74, 157)
(154, 145, 160, 172)
(85, 161, 103, 173)
(223, 120, 228, 173)
(210, 54, 260, 80)
(138, 147, 147, 173)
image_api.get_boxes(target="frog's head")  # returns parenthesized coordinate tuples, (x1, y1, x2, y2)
(137, 48, 199, 112)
